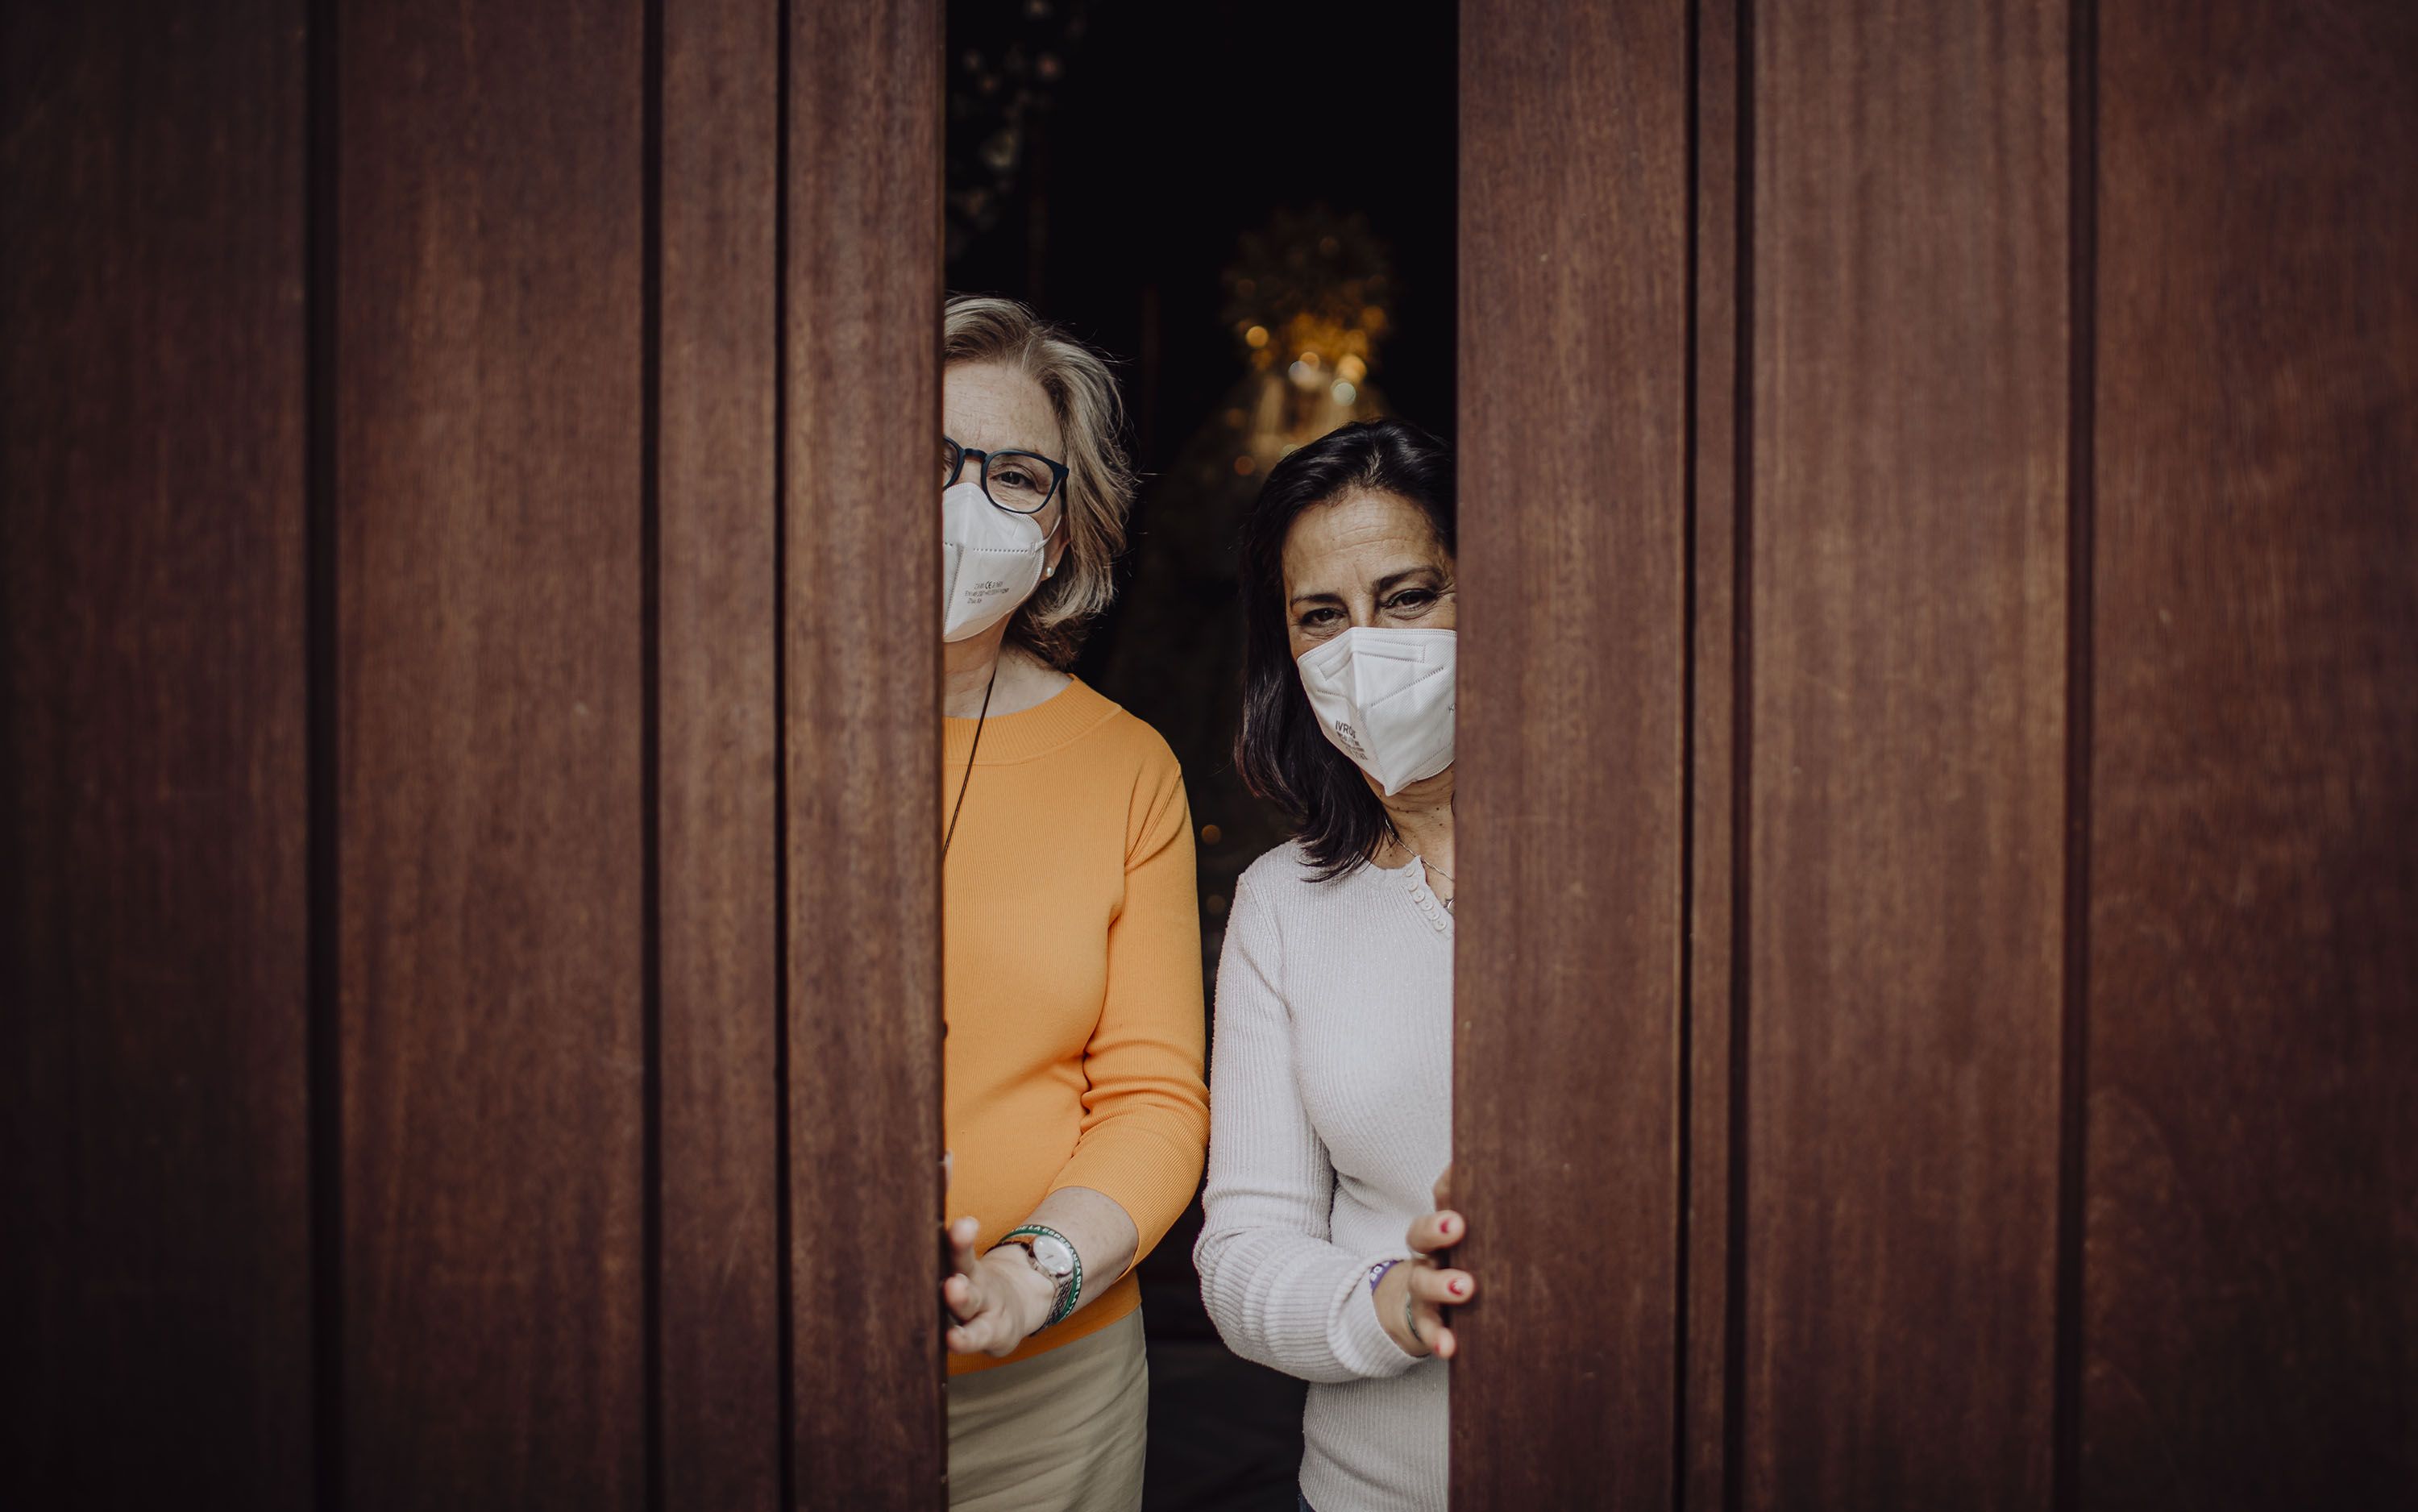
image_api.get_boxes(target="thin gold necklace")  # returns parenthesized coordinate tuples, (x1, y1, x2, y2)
(1408, 848, 1456, 911)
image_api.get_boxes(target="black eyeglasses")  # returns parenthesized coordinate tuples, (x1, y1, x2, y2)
(941, 436, 1069, 515)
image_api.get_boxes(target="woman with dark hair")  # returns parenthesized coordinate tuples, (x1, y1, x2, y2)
(1194, 417, 1477, 1512)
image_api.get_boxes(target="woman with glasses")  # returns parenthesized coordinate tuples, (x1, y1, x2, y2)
(1194, 418, 1477, 1512)
(933, 294, 1209, 1512)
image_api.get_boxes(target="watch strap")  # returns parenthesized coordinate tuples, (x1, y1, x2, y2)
(997, 1224, 1082, 1327)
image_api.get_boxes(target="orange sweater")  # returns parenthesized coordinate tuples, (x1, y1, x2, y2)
(943, 677, 1209, 1376)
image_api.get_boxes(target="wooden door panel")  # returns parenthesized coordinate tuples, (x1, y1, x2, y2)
(783, 2, 947, 1504)
(1743, 2, 2071, 1504)
(2084, 0, 2418, 1503)
(335, 1, 650, 1503)
(1455, 4, 1692, 1507)
(659, 0, 785, 1506)
(1, 2, 314, 1504)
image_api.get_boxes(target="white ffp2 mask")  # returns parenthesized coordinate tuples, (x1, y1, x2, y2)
(941, 479, 1053, 642)
(1295, 627, 1457, 795)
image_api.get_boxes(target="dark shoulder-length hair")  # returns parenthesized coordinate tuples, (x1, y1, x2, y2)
(1235, 417, 1457, 881)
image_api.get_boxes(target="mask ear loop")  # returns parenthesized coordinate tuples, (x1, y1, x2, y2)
(1039, 505, 1066, 579)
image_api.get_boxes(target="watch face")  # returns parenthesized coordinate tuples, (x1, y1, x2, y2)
(1029, 1233, 1078, 1280)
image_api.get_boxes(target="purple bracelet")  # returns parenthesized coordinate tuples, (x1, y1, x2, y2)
(1368, 1258, 1403, 1294)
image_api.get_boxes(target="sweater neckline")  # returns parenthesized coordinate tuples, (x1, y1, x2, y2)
(943, 675, 1119, 766)
(1368, 853, 1453, 937)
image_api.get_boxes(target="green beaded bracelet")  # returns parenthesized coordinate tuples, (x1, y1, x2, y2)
(999, 1223, 1082, 1327)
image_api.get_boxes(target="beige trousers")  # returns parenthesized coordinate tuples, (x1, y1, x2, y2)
(946, 1307, 1149, 1512)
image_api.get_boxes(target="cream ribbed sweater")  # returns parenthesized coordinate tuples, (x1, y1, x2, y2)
(1195, 841, 1452, 1512)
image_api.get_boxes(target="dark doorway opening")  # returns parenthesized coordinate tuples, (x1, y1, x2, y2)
(945, 3, 1457, 1506)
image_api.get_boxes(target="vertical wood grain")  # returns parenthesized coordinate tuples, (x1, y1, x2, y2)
(335, 1, 649, 1504)
(1744, 2, 2069, 1505)
(1686, 0, 1742, 1505)
(785, 1, 946, 1504)
(0, 3, 314, 1504)
(2084, 0, 2418, 1502)
(1454, 4, 1690, 1507)
(658, 0, 784, 1506)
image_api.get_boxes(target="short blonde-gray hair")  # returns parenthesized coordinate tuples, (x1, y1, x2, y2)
(943, 293, 1136, 668)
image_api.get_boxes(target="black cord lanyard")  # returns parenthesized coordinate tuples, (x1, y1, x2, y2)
(942, 666, 997, 862)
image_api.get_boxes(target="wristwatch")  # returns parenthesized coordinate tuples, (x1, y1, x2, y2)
(993, 1225, 1082, 1328)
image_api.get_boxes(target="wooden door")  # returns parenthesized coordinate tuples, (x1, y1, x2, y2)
(1452, 0, 2416, 1507)
(5, 0, 946, 1506)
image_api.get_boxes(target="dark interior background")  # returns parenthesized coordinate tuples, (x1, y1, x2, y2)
(945, 2, 1456, 1506)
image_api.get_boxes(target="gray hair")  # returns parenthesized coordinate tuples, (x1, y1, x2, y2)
(943, 293, 1136, 667)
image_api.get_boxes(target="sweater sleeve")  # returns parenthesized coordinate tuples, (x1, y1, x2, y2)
(1045, 738, 1209, 1262)
(1194, 870, 1422, 1384)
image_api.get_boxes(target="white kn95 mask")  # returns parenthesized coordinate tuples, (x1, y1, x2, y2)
(1294, 626, 1457, 795)
(941, 478, 1053, 642)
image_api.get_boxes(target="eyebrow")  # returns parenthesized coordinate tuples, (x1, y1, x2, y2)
(1287, 566, 1442, 609)
(953, 438, 1059, 459)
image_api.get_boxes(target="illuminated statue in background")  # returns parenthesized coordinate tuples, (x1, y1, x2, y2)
(1222, 207, 1396, 472)
(1091, 208, 1400, 985)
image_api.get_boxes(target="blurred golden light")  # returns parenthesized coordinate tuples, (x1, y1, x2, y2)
(1200, 824, 1223, 845)
(1332, 380, 1357, 405)
(1234, 455, 1257, 476)
(1336, 354, 1367, 383)
(1244, 325, 1269, 348)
